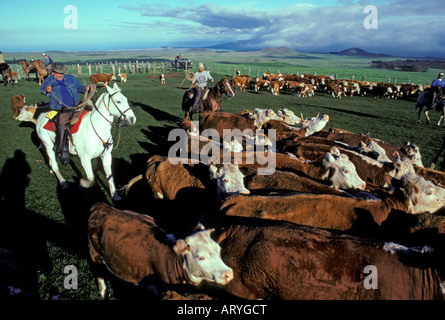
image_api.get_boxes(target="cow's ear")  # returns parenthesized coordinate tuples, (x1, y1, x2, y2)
(173, 240, 190, 254)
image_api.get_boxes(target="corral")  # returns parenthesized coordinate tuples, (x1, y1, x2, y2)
(1, 50, 445, 301)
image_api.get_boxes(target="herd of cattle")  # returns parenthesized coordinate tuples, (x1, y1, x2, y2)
(232, 71, 427, 99)
(89, 104, 445, 300)
(7, 71, 445, 301)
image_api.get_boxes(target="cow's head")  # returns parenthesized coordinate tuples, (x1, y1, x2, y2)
(322, 147, 366, 190)
(403, 142, 423, 167)
(276, 108, 302, 125)
(358, 139, 391, 163)
(174, 227, 233, 286)
(301, 113, 329, 136)
(253, 108, 275, 129)
(209, 164, 250, 200)
(390, 174, 445, 214)
(16, 105, 37, 124)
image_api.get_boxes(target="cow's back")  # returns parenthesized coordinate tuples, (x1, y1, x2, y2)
(215, 221, 444, 300)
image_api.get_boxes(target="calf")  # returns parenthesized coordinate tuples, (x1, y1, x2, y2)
(220, 176, 445, 233)
(90, 73, 116, 89)
(231, 76, 247, 92)
(213, 218, 445, 300)
(254, 78, 269, 91)
(118, 72, 127, 83)
(11, 95, 26, 119)
(15, 105, 37, 124)
(159, 73, 165, 85)
(88, 203, 233, 299)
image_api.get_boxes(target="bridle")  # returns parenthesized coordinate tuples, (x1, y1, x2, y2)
(90, 90, 132, 151)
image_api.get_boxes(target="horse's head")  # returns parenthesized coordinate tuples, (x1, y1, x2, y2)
(105, 83, 136, 126)
(219, 76, 235, 99)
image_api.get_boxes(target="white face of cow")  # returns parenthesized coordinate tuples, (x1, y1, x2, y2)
(209, 164, 250, 200)
(404, 142, 423, 167)
(253, 108, 275, 129)
(276, 108, 301, 125)
(174, 229, 233, 285)
(322, 148, 366, 190)
(301, 114, 329, 136)
(358, 140, 391, 163)
(396, 175, 445, 214)
(16, 105, 37, 123)
(389, 156, 415, 180)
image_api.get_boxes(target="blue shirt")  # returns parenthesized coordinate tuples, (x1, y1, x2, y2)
(56, 79, 75, 108)
(431, 78, 445, 87)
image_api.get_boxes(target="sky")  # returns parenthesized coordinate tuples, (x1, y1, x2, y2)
(2, 0, 445, 57)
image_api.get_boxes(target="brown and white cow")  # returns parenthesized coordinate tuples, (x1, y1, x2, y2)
(90, 73, 116, 89)
(124, 155, 250, 201)
(15, 104, 37, 124)
(220, 175, 445, 233)
(118, 72, 127, 83)
(231, 76, 248, 92)
(11, 95, 26, 119)
(88, 202, 233, 299)
(159, 73, 165, 85)
(213, 218, 445, 300)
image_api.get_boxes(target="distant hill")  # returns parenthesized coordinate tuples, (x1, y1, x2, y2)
(257, 47, 300, 56)
(330, 47, 391, 58)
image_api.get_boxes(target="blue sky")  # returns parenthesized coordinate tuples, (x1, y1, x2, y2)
(2, 0, 444, 57)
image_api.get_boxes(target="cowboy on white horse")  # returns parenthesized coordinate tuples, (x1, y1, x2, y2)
(41, 62, 89, 165)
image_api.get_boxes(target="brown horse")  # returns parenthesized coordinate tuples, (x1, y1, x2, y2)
(18, 59, 48, 85)
(182, 76, 235, 120)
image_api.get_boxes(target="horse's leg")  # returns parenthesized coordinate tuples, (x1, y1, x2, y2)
(42, 140, 69, 189)
(100, 151, 120, 201)
(438, 112, 444, 126)
(425, 110, 430, 125)
(78, 155, 95, 189)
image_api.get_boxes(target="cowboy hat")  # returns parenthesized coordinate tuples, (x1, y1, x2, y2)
(198, 62, 204, 69)
(51, 62, 67, 74)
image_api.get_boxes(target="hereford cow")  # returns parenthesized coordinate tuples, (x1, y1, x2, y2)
(15, 105, 38, 124)
(124, 155, 250, 202)
(160, 74, 165, 85)
(220, 175, 445, 234)
(11, 95, 26, 119)
(213, 218, 445, 300)
(88, 203, 233, 299)
(231, 76, 248, 92)
(90, 73, 116, 89)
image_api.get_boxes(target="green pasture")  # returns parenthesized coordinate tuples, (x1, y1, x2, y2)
(0, 56, 444, 300)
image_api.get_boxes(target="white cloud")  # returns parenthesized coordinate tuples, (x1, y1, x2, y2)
(119, 1, 445, 57)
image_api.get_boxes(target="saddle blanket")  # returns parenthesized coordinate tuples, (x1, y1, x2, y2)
(43, 110, 89, 134)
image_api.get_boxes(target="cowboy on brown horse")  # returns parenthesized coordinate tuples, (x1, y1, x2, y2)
(190, 62, 214, 116)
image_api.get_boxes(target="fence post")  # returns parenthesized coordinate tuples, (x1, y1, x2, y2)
(88, 64, 92, 76)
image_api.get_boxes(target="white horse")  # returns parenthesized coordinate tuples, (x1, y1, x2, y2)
(36, 83, 136, 200)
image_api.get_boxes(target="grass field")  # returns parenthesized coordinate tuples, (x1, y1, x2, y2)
(1, 50, 445, 300)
